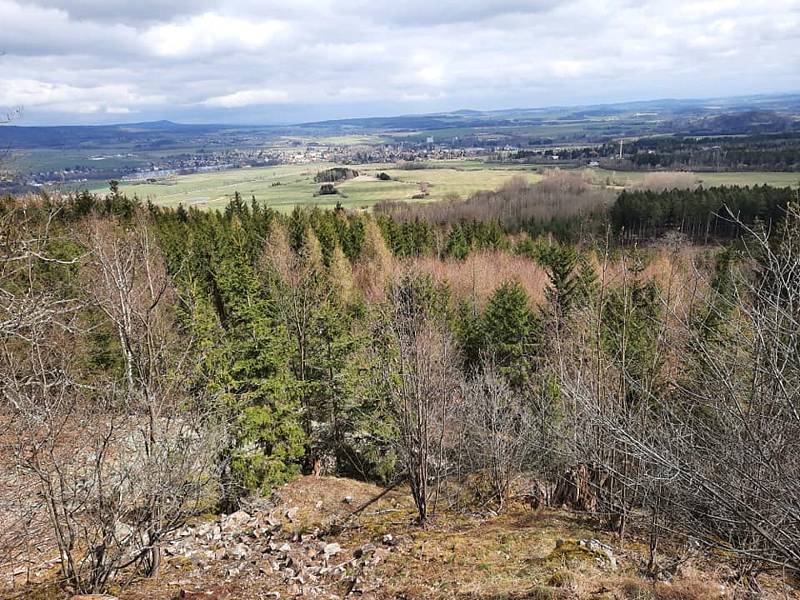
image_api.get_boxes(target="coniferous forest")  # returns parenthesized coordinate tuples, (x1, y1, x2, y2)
(2, 174, 799, 597)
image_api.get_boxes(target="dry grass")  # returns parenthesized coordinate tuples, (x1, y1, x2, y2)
(618, 576, 729, 600)
(632, 172, 700, 191)
(13, 475, 797, 599)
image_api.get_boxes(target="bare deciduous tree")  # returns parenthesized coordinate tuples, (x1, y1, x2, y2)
(458, 359, 536, 510)
(381, 276, 460, 524)
(549, 206, 800, 579)
(3, 207, 224, 594)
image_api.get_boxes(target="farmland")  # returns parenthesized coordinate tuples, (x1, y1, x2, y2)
(96, 160, 545, 211)
(94, 161, 800, 213)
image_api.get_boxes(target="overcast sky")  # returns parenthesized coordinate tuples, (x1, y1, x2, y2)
(1, 0, 799, 125)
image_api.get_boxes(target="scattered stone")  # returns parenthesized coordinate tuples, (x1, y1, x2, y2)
(354, 543, 376, 558)
(371, 547, 390, 565)
(222, 510, 251, 532)
(343, 495, 354, 505)
(156, 495, 398, 597)
(229, 542, 250, 560)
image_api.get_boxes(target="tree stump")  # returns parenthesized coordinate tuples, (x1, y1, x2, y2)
(551, 464, 608, 512)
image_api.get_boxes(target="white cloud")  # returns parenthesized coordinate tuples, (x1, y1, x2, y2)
(549, 60, 591, 79)
(203, 88, 290, 108)
(0, 0, 798, 123)
(142, 13, 290, 58)
(0, 79, 165, 114)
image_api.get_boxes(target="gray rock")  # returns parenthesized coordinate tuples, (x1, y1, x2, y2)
(114, 521, 133, 544)
(578, 538, 618, 570)
(229, 542, 250, 560)
(354, 543, 376, 558)
(222, 510, 251, 532)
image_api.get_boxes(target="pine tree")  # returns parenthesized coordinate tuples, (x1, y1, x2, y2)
(601, 268, 662, 408)
(356, 218, 393, 300)
(328, 244, 355, 305)
(537, 243, 598, 315)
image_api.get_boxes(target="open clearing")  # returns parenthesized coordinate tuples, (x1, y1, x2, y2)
(12, 475, 794, 599)
(592, 169, 800, 188)
(96, 161, 544, 212)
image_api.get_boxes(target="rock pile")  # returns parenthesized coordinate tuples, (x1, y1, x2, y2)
(164, 507, 395, 597)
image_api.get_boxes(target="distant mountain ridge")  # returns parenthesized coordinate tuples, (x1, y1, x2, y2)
(2, 92, 799, 149)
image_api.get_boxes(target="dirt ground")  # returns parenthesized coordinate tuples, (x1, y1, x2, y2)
(4, 475, 799, 600)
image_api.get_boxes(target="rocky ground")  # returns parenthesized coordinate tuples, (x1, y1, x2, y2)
(4, 476, 800, 599)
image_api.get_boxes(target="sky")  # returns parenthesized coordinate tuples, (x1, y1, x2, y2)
(1, 0, 799, 125)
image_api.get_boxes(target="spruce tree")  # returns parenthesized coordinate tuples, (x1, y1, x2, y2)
(211, 220, 305, 505)
(481, 280, 540, 385)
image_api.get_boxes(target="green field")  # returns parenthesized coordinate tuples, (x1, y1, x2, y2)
(91, 162, 800, 213)
(99, 161, 544, 212)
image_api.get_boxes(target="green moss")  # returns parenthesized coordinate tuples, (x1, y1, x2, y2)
(547, 570, 576, 589)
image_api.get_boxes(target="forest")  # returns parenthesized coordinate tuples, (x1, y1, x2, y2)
(603, 134, 800, 172)
(1, 174, 799, 598)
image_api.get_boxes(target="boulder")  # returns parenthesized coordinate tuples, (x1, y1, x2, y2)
(229, 542, 250, 560)
(222, 510, 251, 532)
(550, 538, 618, 571)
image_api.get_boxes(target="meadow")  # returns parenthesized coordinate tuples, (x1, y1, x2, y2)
(99, 161, 545, 211)
(91, 159, 800, 213)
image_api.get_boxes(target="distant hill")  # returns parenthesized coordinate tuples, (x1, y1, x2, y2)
(2, 92, 800, 150)
(0, 121, 240, 149)
(682, 110, 799, 135)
